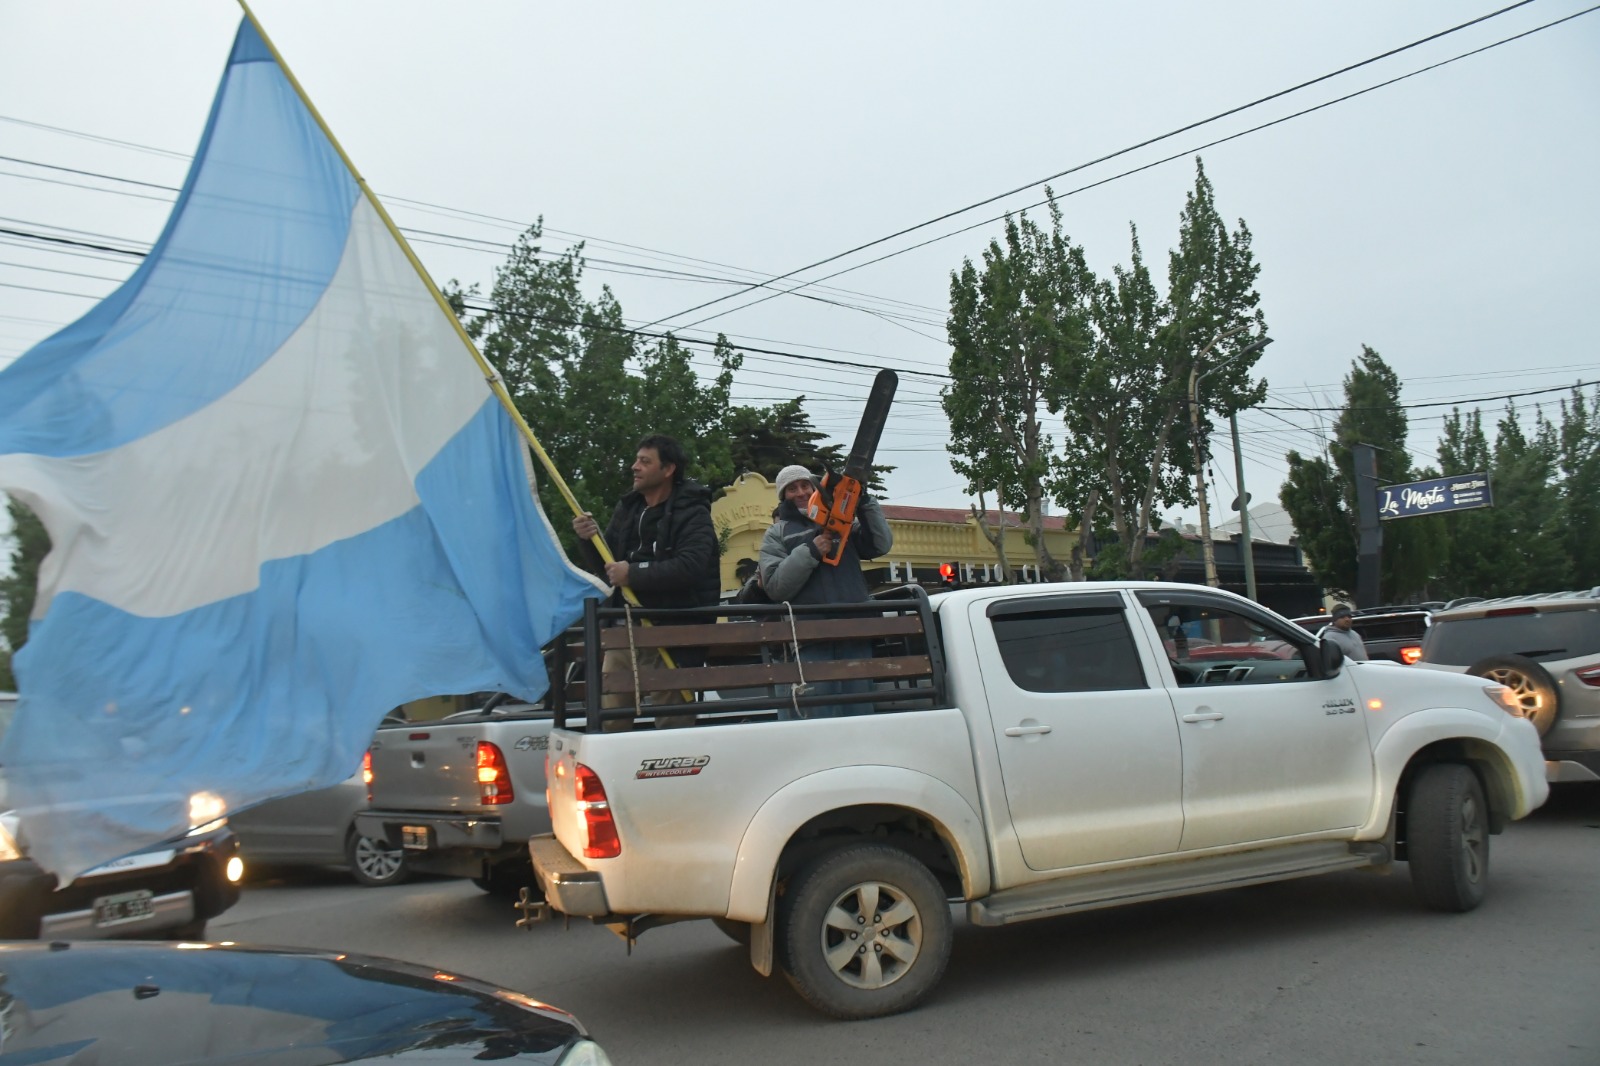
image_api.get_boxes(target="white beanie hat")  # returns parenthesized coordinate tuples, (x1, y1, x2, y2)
(774, 464, 815, 499)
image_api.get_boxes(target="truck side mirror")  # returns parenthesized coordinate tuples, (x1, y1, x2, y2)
(1319, 639, 1346, 676)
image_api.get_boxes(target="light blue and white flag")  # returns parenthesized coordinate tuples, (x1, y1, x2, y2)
(0, 19, 604, 881)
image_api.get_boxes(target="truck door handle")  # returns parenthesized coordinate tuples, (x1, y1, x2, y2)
(1182, 712, 1225, 723)
(1003, 724, 1053, 737)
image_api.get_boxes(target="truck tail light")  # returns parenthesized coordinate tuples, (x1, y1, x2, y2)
(1577, 664, 1600, 688)
(362, 750, 373, 803)
(476, 742, 514, 806)
(575, 763, 620, 859)
(1399, 646, 1423, 665)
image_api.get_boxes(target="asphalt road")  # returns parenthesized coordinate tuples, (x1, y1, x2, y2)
(217, 784, 1600, 1066)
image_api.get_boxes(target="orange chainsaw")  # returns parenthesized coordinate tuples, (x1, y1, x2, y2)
(806, 369, 897, 565)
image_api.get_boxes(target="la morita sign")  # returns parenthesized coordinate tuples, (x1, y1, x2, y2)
(1378, 472, 1493, 520)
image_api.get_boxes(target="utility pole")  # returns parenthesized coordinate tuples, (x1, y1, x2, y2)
(1188, 330, 1273, 588)
(1230, 412, 1258, 601)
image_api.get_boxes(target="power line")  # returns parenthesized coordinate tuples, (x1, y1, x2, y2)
(0, 218, 955, 382)
(1260, 378, 1600, 412)
(0, 151, 954, 327)
(671, 2, 1600, 330)
(641, 0, 1543, 328)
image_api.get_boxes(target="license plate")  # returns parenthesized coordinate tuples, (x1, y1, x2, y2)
(402, 826, 430, 850)
(94, 889, 155, 928)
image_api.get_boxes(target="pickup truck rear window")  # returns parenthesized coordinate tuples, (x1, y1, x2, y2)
(991, 606, 1147, 693)
(1422, 607, 1600, 665)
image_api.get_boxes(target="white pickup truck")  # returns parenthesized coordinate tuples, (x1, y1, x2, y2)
(526, 582, 1549, 1019)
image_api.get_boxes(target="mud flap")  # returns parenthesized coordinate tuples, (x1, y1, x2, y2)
(750, 878, 777, 977)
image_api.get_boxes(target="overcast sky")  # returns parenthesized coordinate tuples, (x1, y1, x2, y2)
(2, 0, 1596, 533)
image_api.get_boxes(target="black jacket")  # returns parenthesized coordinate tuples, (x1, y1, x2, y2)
(578, 480, 721, 612)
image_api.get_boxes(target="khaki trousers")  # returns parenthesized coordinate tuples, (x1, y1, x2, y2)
(600, 646, 694, 731)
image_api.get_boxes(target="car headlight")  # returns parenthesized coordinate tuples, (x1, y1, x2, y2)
(189, 791, 227, 826)
(1484, 684, 1525, 718)
(0, 815, 21, 863)
(558, 1039, 615, 1066)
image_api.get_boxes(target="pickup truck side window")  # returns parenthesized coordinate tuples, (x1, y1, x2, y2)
(989, 604, 1148, 693)
(1137, 597, 1312, 686)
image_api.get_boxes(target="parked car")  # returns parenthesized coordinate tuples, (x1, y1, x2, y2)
(1415, 589, 1600, 782)
(1290, 605, 1432, 664)
(0, 692, 244, 940)
(0, 940, 613, 1064)
(231, 762, 410, 887)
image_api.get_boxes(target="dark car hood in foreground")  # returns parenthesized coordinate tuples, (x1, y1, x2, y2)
(0, 940, 594, 1064)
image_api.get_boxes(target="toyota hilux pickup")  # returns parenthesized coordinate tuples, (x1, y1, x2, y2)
(524, 583, 1548, 1019)
(0, 691, 244, 940)
(356, 697, 557, 898)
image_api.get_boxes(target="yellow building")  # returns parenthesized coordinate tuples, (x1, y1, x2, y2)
(711, 471, 1079, 594)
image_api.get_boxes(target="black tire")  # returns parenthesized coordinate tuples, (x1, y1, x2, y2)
(711, 917, 752, 946)
(1406, 763, 1490, 913)
(346, 828, 409, 888)
(778, 844, 952, 1020)
(473, 857, 540, 900)
(1467, 654, 1561, 736)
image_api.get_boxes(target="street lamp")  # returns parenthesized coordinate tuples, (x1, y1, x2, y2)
(1188, 331, 1273, 588)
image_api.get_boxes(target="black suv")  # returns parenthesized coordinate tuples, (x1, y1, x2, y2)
(1289, 606, 1433, 664)
(0, 692, 244, 939)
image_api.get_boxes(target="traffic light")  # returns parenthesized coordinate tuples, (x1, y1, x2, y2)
(938, 562, 959, 587)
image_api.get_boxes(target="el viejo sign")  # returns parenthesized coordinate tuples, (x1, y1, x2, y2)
(1377, 472, 1493, 520)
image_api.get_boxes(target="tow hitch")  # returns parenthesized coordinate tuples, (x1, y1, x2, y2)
(514, 887, 549, 929)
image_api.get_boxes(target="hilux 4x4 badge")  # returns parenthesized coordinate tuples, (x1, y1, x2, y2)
(1322, 698, 1357, 715)
(637, 755, 711, 779)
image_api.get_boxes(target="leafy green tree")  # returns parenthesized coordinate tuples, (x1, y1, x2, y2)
(1047, 161, 1269, 580)
(1431, 407, 1497, 598)
(944, 205, 1086, 581)
(723, 398, 889, 492)
(1, 497, 49, 690)
(1279, 346, 1442, 602)
(1280, 450, 1354, 596)
(449, 222, 741, 541)
(1487, 405, 1569, 594)
(1556, 384, 1600, 587)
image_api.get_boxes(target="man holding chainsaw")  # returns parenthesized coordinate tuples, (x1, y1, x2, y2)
(572, 434, 719, 729)
(759, 463, 894, 718)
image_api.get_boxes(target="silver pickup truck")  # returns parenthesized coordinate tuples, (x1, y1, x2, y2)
(357, 697, 556, 898)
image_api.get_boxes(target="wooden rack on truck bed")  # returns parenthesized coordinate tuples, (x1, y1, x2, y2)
(543, 585, 949, 730)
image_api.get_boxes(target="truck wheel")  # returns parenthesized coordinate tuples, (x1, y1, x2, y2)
(346, 828, 409, 887)
(778, 844, 952, 1019)
(1406, 763, 1489, 913)
(1467, 655, 1560, 735)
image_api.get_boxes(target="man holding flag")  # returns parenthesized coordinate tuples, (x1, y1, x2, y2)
(0, 12, 604, 882)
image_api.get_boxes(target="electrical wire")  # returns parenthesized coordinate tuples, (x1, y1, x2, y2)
(670, 2, 1600, 331)
(641, 0, 1546, 328)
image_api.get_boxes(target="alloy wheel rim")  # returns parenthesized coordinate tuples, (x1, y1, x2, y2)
(1483, 666, 1542, 716)
(355, 836, 403, 881)
(819, 879, 922, 989)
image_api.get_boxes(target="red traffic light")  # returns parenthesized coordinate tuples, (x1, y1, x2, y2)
(939, 562, 957, 585)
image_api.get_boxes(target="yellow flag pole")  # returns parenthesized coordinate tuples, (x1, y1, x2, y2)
(234, 2, 687, 686)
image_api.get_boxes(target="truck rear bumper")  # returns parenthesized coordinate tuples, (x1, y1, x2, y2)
(528, 835, 609, 917)
(357, 810, 504, 851)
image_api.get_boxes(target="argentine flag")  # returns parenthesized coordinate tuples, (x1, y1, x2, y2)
(0, 20, 604, 881)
